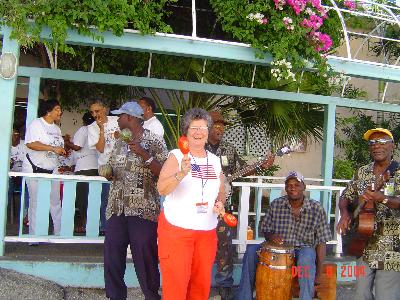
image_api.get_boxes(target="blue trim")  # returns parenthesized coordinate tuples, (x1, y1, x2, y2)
(0, 260, 354, 287)
(0, 27, 19, 255)
(17, 67, 400, 112)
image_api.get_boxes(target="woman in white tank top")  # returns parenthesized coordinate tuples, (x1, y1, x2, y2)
(157, 108, 226, 300)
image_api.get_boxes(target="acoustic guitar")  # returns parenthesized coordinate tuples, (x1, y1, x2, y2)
(224, 146, 291, 199)
(346, 161, 398, 257)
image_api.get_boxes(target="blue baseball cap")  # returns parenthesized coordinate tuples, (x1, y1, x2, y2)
(110, 102, 143, 119)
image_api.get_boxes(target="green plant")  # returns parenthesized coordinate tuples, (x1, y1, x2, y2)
(0, 0, 176, 54)
(333, 158, 354, 180)
(336, 111, 400, 171)
(210, 0, 342, 80)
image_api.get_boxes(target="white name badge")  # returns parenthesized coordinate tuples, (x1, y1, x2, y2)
(196, 202, 208, 214)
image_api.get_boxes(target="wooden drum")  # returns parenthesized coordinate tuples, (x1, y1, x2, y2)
(315, 263, 337, 300)
(292, 263, 337, 300)
(255, 242, 295, 300)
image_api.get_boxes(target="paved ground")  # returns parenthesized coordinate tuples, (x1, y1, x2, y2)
(1, 225, 356, 299)
(0, 267, 355, 300)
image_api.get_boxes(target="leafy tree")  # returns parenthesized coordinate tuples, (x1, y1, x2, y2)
(0, 0, 176, 54)
(334, 111, 400, 179)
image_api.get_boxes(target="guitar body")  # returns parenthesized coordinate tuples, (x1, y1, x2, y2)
(346, 196, 376, 257)
(347, 235, 369, 258)
(344, 161, 398, 257)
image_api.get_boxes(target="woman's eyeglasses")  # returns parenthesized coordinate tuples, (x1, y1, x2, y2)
(189, 126, 208, 132)
(368, 139, 393, 146)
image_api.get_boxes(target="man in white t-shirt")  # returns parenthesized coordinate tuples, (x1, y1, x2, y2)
(88, 100, 119, 233)
(138, 97, 164, 137)
(65, 112, 98, 232)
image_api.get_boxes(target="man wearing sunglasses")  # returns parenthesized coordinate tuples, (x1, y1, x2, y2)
(337, 128, 400, 300)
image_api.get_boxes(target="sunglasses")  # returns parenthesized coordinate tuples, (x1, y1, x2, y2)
(368, 139, 393, 146)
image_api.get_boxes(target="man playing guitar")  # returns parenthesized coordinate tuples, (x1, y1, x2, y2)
(336, 128, 400, 300)
(206, 111, 274, 300)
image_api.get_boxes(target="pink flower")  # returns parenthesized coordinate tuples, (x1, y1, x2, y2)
(310, 32, 333, 52)
(344, 0, 356, 10)
(261, 18, 269, 24)
(287, 0, 307, 15)
(301, 14, 324, 30)
(309, 0, 322, 10)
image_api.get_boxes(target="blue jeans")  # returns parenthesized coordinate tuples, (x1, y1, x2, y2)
(235, 244, 316, 300)
(100, 183, 110, 231)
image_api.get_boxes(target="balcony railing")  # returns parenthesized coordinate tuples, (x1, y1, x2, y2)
(4, 173, 347, 257)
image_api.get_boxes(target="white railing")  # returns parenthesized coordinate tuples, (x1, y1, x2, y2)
(6, 172, 108, 245)
(231, 180, 347, 257)
(5, 173, 348, 257)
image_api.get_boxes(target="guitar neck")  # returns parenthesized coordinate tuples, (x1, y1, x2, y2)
(227, 161, 263, 184)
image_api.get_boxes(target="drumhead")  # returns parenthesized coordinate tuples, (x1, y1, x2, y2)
(261, 241, 295, 254)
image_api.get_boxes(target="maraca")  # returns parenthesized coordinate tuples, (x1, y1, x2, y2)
(120, 128, 133, 143)
(178, 135, 190, 155)
(221, 212, 238, 227)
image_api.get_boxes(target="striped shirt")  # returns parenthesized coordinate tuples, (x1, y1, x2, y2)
(261, 195, 331, 248)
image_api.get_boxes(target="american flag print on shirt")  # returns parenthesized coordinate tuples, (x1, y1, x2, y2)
(191, 164, 218, 179)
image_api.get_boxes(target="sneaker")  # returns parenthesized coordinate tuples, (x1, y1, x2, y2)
(218, 287, 232, 300)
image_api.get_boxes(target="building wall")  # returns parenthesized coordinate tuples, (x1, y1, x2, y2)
(14, 32, 398, 179)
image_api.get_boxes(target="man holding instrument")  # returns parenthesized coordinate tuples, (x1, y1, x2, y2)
(206, 111, 274, 300)
(336, 128, 400, 300)
(235, 171, 331, 300)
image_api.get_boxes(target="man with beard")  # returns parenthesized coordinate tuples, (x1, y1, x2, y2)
(88, 100, 119, 234)
(337, 128, 400, 300)
(205, 111, 274, 300)
(235, 171, 331, 300)
(103, 101, 168, 300)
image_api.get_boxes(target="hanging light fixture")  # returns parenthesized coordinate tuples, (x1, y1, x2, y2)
(0, 52, 17, 80)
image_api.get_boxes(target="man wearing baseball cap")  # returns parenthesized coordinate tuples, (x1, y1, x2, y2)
(236, 171, 331, 300)
(337, 127, 400, 300)
(103, 101, 168, 300)
(206, 111, 275, 300)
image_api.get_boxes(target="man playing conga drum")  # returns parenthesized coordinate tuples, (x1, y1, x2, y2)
(235, 171, 331, 300)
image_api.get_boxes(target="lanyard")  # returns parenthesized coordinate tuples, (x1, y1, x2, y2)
(190, 151, 209, 204)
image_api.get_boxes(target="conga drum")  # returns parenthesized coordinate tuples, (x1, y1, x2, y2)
(315, 263, 337, 300)
(255, 242, 295, 300)
(292, 262, 337, 300)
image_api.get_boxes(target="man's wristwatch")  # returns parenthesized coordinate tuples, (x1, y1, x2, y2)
(382, 198, 389, 204)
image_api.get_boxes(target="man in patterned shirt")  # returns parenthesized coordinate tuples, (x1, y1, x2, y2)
(103, 101, 168, 300)
(206, 111, 274, 300)
(337, 128, 400, 300)
(235, 171, 331, 300)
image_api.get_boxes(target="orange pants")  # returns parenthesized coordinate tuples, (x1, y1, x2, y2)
(158, 212, 217, 300)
